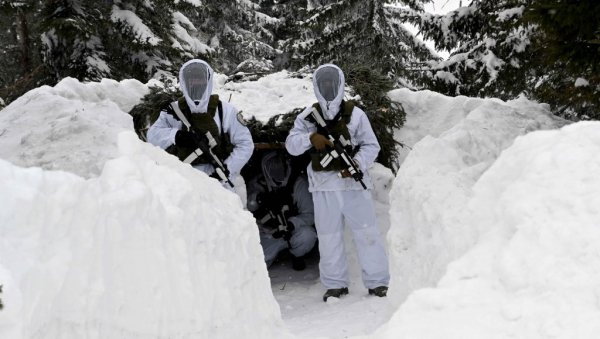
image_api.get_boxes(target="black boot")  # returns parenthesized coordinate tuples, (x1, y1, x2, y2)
(368, 286, 388, 297)
(291, 256, 306, 271)
(323, 287, 349, 302)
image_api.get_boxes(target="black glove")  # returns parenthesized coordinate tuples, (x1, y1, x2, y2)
(175, 130, 196, 148)
(272, 221, 294, 241)
(286, 220, 295, 233)
(259, 215, 279, 230)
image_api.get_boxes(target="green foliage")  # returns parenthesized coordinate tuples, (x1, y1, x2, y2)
(187, 1, 280, 74)
(525, 0, 600, 72)
(410, 0, 600, 120)
(345, 65, 406, 171)
(246, 109, 301, 145)
(106, 0, 191, 81)
(404, 0, 535, 99)
(0, 0, 211, 105)
(129, 80, 182, 141)
(524, 0, 600, 120)
(128, 67, 404, 172)
(289, 0, 436, 86)
(39, 0, 110, 81)
(0, 1, 31, 85)
(0, 1, 49, 103)
(1, 0, 436, 109)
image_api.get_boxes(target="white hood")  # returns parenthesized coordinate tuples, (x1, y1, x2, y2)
(312, 64, 345, 119)
(179, 59, 214, 113)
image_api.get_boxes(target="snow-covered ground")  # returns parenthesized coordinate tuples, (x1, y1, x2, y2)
(1, 72, 599, 339)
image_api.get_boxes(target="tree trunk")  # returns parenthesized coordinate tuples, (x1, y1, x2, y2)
(17, 7, 31, 74)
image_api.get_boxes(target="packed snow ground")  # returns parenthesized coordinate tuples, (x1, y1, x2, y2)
(1, 72, 599, 339)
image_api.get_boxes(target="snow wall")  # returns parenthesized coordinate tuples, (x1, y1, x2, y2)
(382, 89, 600, 338)
(0, 78, 290, 339)
(2, 75, 599, 339)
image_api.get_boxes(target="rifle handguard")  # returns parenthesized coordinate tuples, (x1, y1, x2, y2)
(309, 108, 367, 189)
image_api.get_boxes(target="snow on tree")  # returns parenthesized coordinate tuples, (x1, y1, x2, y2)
(39, 0, 111, 81)
(0, 0, 209, 94)
(289, 0, 436, 86)
(399, 0, 534, 98)
(106, 0, 210, 80)
(185, 0, 281, 74)
(402, 0, 600, 120)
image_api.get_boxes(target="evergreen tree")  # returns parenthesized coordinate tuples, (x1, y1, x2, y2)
(39, 0, 110, 81)
(105, 0, 209, 81)
(401, 0, 534, 99)
(255, 0, 308, 70)
(524, 0, 600, 120)
(0, 0, 46, 102)
(403, 0, 599, 120)
(345, 65, 407, 170)
(129, 80, 181, 141)
(288, 0, 436, 86)
(187, 0, 281, 74)
(0, 0, 210, 102)
(0, 1, 33, 84)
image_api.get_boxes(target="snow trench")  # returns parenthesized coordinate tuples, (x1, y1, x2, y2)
(2, 76, 599, 339)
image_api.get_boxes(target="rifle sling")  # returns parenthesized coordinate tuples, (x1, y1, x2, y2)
(171, 101, 226, 165)
(170, 102, 193, 129)
(171, 102, 203, 164)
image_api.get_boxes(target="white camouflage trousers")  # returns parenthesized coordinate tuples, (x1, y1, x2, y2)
(312, 190, 390, 289)
(260, 226, 317, 267)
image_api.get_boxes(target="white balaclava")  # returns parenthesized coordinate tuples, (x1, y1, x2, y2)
(179, 59, 214, 113)
(312, 64, 345, 119)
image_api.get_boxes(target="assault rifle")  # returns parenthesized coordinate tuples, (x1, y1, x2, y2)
(170, 103, 234, 188)
(187, 129, 234, 188)
(258, 191, 293, 246)
(309, 107, 367, 189)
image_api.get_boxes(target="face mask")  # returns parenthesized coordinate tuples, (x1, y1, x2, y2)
(182, 63, 210, 102)
(315, 67, 340, 101)
(262, 152, 291, 188)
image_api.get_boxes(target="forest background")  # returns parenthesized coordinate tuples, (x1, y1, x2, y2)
(1, 0, 598, 124)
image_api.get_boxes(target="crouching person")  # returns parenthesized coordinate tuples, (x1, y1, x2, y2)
(247, 151, 317, 271)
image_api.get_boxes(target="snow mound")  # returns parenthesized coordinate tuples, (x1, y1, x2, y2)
(214, 70, 320, 123)
(387, 92, 568, 304)
(389, 88, 490, 165)
(0, 77, 148, 178)
(0, 132, 288, 339)
(379, 121, 600, 338)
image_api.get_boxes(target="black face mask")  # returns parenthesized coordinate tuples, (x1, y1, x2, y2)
(262, 152, 291, 188)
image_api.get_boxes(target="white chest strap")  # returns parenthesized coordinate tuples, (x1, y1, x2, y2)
(171, 102, 204, 164)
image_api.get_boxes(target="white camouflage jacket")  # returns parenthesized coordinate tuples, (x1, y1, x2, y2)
(285, 64, 379, 192)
